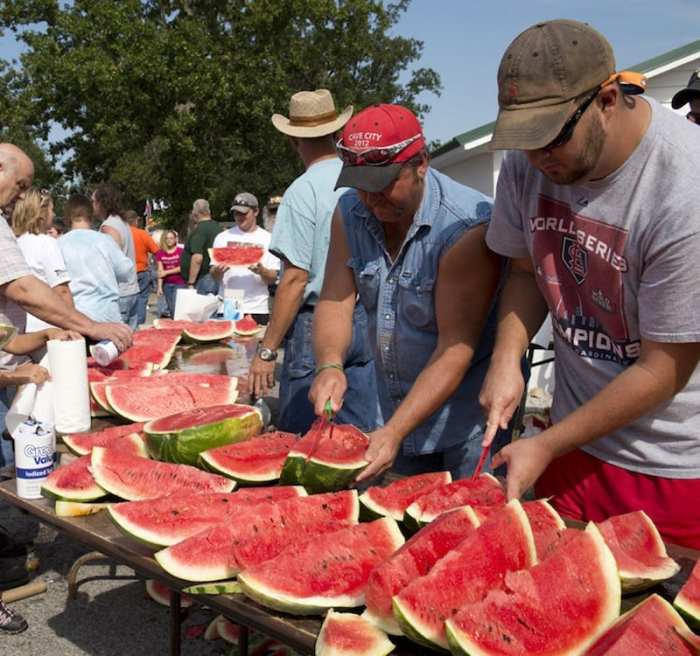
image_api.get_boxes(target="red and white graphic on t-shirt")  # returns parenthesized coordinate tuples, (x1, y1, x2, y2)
(530, 195, 640, 364)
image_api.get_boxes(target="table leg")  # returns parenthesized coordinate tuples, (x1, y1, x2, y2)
(239, 625, 249, 655)
(169, 589, 181, 656)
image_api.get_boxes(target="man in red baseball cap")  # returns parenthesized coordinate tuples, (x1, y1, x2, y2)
(309, 103, 506, 482)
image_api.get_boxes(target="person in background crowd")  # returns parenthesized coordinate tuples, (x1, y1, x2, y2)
(155, 230, 185, 318)
(671, 68, 700, 124)
(0, 143, 131, 635)
(480, 20, 700, 549)
(92, 184, 140, 330)
(59, 194, 133, 323)
(263, 195, 282, 232)
(46, 217, 65, 238)
(250, 89, 377, 434)
(309, 103, 502, 482)
(211, 193, 279, 324)
(11, 188, 74, 332)
(181, 199, 221, 295)
(125, 209, 158, 325)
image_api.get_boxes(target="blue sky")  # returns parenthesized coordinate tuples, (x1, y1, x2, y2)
(2, 1, 700, 146)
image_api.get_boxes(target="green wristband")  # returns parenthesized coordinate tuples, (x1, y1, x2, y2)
(315, 363, 344, 375)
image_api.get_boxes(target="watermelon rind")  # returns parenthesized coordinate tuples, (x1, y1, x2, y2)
(238, 518, 405, 615)
(54, 500, 111, 517)
(316, 610, 395, 656)
(203, 616, 221, 640)
(301, 455, 369, 494)
(444, 521, 621, 656)
(279, 450, 308, 485)
(41, 459, 108, 502)
(145, 404, 262, 466)
(182, 321, 235, 344)
(182, 581, 242, 595)
(674, 561, 700, 629)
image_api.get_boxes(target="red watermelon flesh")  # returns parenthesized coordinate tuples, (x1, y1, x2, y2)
(588, 594, 698, 655)
(199, 431, 297, 483)
(393, 500, 537, 650)
(522, 499, 567, 560)
(675, 559, 700, 628)
(146, 403, 253, 433)
(597, 510, 680, 592)
(91, 446, 234, 501)
(155, 490, 359, 581)
(183, 321, 234, 342)
(133, 329, 182, 343)
(63, 423, 145, 456)
(184, 346, 233, 367)
(317, 611, 395, 656)
(364, 506, 480, 635)
(445, 523, 622, 656)
(404, 473, 506, 527)
(209, 243, 264, 267)
(237, 518, 405, 615)
(116, 344, 174, 369)
(359, 471, 452, 521)
(234, 315, 260, 336)
(109, 487, 306, 547)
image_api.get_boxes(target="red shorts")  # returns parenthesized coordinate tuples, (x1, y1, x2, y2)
(535, 448, 700, 550)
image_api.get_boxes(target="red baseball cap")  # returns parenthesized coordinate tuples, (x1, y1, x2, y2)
(335, 104, 426, 192)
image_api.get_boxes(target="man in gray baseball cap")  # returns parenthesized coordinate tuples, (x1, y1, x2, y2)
(671, 69, 700, 124)
(481, 19, 700, 550)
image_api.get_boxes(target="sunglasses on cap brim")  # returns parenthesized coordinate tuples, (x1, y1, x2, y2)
(336, 133, 423, 167)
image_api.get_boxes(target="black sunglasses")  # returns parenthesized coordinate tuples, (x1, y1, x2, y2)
(543, 90, 600, 151)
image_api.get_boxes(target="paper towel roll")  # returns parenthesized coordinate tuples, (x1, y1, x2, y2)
(47, 338, 91, 434)
(6, 354, 55, 436)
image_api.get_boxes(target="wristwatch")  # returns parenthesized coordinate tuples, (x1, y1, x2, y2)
(256, 343, 278, 362)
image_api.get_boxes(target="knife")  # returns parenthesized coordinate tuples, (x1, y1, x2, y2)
(324, 399, 336, 441)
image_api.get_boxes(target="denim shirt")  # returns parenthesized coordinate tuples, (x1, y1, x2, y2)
(339, 168, 497, 455)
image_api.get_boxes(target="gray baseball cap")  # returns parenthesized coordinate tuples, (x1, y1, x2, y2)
(231, 192, 259, 213)
(671, 69, 700, 109)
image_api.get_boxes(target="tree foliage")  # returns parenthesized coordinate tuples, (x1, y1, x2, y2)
(0, 0, 440, 228)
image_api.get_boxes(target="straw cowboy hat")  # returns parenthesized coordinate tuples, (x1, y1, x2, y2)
(271, 89, 353, 138)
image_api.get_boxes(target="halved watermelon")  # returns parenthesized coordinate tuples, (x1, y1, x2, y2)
(393, 500, 537, 650)
(209, 243, 264, 267)
(54, 500, 111, 517)
(364, 506, 479, 635)
(144, 580, 192, 608)
(280, 419, 325, 484)
(155, 490, 359, 581)
(144, 403, 262, 466)
(62, 423, 145, 456)
(445, 523, 621, 655)
(675, 559, 700, 628)
(91, 447, 235, 501)
(316, 611, 395, 656)
(199, 431, 297, 484)
(359, 471, 452, 521)
(238, 518, 405, 615)
(182, 321, 235, 344)
(403, 473, 506, 531)
(233, 315, 260, 337)
(109, 487, 306, 547)
(588, 594, 699, 655)
(522, 499, 566, 560)
(597, 510, 680, 593)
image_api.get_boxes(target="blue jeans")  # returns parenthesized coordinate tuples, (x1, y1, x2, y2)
(136, 271, 152, 325)
(0, 388, 16, 468)
(118, 293, 140, 331)
(196, 274, 219, 296)
(163, 282, 185, 318)
(278, 305, 378, 434)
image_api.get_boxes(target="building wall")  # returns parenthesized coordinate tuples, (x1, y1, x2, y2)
(438, 149, 495, 197)
(646, 55, 700, 115)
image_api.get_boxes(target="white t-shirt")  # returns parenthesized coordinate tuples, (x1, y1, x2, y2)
(212, 226, 280, 314)
(17, 233, 71, 332)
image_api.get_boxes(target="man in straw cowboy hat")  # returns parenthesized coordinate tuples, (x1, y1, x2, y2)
(480, 19, 700, 549)
(249, 89, 377, 434)
(308, 103, 505, 483)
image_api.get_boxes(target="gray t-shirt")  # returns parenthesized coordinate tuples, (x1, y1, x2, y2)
(487, 97, 700, 478)
(101, 214, 139, 296)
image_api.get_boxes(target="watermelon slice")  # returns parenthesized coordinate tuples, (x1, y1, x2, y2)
(597, 510, 680, 593)
(62, 423, 145, 456)
(109, 487, 307, 547)
(359, 471, 452, 521)
(144, 580, 193, 608)
(184, 346, 233, 367)
(91, 447, 235, 501)
(233, 315, 261, 337)
(588, 593, 699, 655)
(675, 559, 700, 628)
(54, 500, 111, 517)
(199, 431, 297, 484)
(522, 499, 566, 560)
(316, 611, 395, 656)
(144, 403, 263, 466)
(403, 473, 506, 531)
(364, 506, 479, 635)
(133, 328, 183, 344)
(115, 343, 176, 370)
(209, 243, 264, 267)
(155, 490, 359, 581)
(203, 615, 222, 640)
(393, 499, 537, 650)
(216, 616, 242, 645)
(182, 321, 235, 344)
(238, 518, 405, 615)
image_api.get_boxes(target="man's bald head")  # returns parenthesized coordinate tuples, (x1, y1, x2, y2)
(0, 143, 34, 216)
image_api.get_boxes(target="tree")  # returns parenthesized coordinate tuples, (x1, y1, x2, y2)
(0, 0, 441, 229)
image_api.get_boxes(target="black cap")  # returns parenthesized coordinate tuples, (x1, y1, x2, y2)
(671, 69, 700, 109)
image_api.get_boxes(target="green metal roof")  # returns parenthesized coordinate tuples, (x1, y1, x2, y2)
(432, 37, 700, 159)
